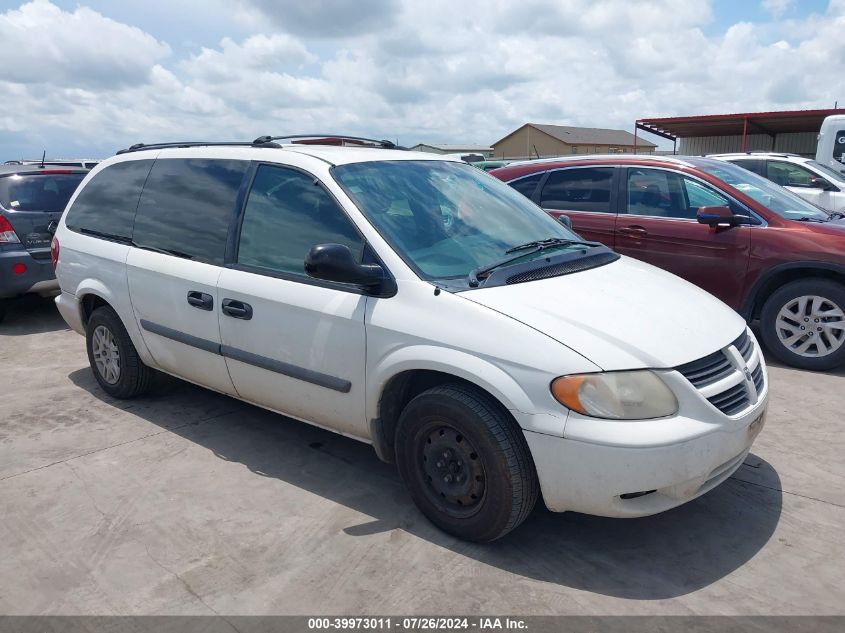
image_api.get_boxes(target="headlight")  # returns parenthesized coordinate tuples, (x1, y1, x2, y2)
(550, 370, 678, 420)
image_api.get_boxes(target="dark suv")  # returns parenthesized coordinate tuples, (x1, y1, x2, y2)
(0, 165, 88, 321)
(492, 155, 845, 371)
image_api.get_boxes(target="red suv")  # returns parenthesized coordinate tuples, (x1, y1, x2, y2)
(491, 155, 845, 370)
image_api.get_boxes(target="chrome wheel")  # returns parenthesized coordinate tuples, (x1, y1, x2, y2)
(776, 295, 845, 358)
(92, 324, 121, 384)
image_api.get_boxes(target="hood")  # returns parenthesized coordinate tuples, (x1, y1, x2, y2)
(460, 255, 746, 370)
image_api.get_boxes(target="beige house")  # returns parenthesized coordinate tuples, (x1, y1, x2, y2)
(492, 123, 656, 160)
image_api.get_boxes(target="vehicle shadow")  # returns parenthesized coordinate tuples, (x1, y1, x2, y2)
(0, 295, 68, 336)
(69, 368, 783, 601)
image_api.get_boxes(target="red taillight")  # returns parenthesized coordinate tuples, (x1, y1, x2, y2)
(12, 263, 26, 275)
(51, 236, 60, 272)
(0, 215, 20, 244)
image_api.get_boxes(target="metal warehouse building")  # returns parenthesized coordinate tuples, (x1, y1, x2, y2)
(635, 108, 845, 157)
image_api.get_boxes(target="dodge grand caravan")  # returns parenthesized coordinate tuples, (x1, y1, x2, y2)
(53, 137, 768, 541)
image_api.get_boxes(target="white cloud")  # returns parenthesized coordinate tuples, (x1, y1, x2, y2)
(0, 0, 170, 88)
(762, 0, 796, 18)
(0, 0, 843, 159)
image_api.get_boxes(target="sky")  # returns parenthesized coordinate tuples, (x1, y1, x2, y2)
(0, 0, 843, 160)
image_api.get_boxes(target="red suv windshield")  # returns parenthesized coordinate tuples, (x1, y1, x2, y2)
(687, 158, 830, 221)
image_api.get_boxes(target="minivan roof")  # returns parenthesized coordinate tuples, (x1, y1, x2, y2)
(116, 143, 463, 167)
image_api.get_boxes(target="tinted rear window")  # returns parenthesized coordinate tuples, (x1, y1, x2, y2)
(132, 158, 248, 265)
(540, 167, 614, 213)
(65, 161, 154, 239)
(0, 173, 86, 212)
(508, 173, 543, 199)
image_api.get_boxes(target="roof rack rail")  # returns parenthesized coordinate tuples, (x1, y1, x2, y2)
(253, 134, 407, 150)
(116, 139, 281, 155)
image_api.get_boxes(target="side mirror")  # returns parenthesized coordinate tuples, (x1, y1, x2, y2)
(556, 214, 573, 230)
(305, 243, 385, 288)
(696, 205, 752, 227)
(809, 176, 833, 190)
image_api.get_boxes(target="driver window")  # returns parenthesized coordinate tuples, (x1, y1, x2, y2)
(237, 165, 364, 276)
(626, 169, 695, 219)
(766, 161, 814, 187)
(683, 177, 730, 211)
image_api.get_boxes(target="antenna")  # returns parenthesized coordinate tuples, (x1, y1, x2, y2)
(40, 150, 45, 168)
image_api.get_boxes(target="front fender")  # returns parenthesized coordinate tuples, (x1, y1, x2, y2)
(367, 344, 568, 436)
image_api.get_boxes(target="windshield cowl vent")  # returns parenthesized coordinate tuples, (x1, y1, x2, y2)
(505, 251, 619, 285)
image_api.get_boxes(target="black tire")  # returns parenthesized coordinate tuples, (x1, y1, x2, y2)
(395, 384, 539, 542)
(0, 300, 6, 324)
(86, 306, 153, 398)
(760, 279, 845, 371)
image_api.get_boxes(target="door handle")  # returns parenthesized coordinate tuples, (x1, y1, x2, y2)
(187, 291, 214, 311)
(618, 226, 649, 238)
(221, 298, 253, 320)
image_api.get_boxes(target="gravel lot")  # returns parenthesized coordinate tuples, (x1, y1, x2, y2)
(1, 296, 843, 616)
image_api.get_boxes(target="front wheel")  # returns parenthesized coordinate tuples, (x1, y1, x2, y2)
(395, 384, 539, 542)
(760, 279, 845, 370)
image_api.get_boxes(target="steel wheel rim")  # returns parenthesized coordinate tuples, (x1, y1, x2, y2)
(775, 294, 845, 358)
(92, 325, 121, 384)
(418, 424, 486, 518)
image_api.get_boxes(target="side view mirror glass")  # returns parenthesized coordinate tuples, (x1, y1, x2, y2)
(305, 243, 385, 288)
(696, 205, 752, 227)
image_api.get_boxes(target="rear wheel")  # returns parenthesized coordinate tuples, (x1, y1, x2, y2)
(0, 300, 6, 324)
(395, 384, 538, 542)
(86, 306, 153, 398)
(760, 279, 845, 370)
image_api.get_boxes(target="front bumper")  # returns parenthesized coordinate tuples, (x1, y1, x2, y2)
(524, 398, 767, 517)
(0, 249, 57, 299)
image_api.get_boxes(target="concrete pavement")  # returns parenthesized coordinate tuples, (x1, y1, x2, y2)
(1, 296, 843, 615)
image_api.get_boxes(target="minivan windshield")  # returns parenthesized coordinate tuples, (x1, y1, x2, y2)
(332, 160, 585, 281)
(0, 173, 86, 212)
(688, 158, 830, 221)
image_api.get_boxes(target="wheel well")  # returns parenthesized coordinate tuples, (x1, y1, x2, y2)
(373, 370, 511, 463)
(750, 268, 845, 320)
(80, 294, 110, 326)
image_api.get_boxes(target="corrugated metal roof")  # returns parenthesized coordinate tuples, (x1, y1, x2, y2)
(637, 108, 845, 139)
(529, 124, 655, 147)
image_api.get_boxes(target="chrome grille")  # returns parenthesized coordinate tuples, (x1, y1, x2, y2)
(751, 363, 764, 392)
(676, 350, 733, 388)
(675, 328, 765, 416)
(707, 382, 750, 416)
(733, 330, 753, 361)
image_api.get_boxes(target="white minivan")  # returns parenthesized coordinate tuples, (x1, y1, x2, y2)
(53, 137, 768, 541)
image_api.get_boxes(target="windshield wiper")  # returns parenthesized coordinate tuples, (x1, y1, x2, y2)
(505, 237, 598, 253)
(794, 216, 828, 223)
(75, 228, 192, 259)
(468, 239, 596, 287)
(828, 211, 845, 220)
